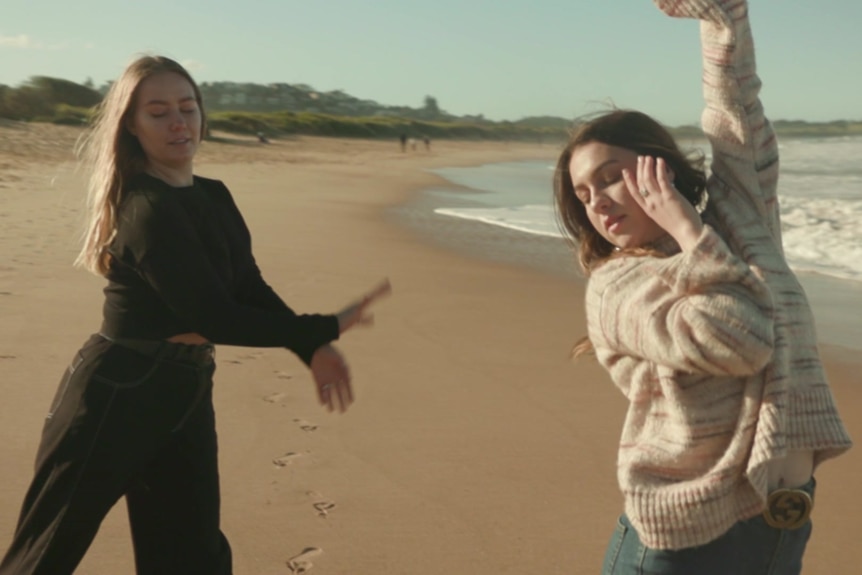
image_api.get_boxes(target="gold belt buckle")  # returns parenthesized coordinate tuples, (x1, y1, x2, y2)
(762, 488, 813, 530)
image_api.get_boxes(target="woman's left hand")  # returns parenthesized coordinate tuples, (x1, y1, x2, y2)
(623, 156, 704, 251)
(310, 344, 353, 412)
(336, 278, 392, 334)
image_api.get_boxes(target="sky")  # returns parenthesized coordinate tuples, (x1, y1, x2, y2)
(1, 0, 860, 127)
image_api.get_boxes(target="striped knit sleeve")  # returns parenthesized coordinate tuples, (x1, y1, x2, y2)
(588, 226, 775, 376)
(654, 0, 781, 249)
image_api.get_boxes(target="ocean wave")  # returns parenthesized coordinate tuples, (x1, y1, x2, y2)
(434, 197, 862, 283)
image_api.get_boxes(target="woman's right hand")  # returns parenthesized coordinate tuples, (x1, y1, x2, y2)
(335, 278, 392, 334)
(623, 156, 704, 252)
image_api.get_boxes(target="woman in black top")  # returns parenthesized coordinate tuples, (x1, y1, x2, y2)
(0, 56, 390, 575)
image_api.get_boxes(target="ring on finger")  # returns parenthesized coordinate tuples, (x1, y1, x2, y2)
(639, 188, 650, 198)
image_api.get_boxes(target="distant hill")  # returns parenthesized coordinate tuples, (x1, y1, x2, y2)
(1, 76, 860, 141)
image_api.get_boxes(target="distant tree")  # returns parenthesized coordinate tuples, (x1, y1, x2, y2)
(83, 77, 95, 90)
(3, 85, 52, 120)
(25, 76, 101, 108)
(423, 95, 440, 117)
(0, 84, 9, 118)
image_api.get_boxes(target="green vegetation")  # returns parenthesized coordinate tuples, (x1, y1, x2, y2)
(772, 119, 862, 138)
(2, 75, 861, 141)
(207, 111, 559, 141)
(0, 76, 100, 123)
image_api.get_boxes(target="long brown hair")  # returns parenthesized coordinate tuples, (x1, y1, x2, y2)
(75, 56, 206, 276)
(553, 110, 707, 356)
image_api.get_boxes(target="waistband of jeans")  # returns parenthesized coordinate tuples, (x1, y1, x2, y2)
(98, 333, 215, 366)
(784, 476, 816, 498)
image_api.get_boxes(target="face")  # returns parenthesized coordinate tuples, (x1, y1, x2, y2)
(128, 72, 201, 171)
(568, 141, 665, 249)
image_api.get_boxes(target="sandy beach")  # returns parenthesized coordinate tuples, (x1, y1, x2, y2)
(0, 123, 858, 574)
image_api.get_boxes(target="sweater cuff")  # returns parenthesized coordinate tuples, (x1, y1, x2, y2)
(653, 0, 741, 27)
(292, 314, 341, 367)
(664, 225, 752, 294)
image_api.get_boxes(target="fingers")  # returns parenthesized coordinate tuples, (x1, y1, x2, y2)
(635, 156, 676, 200)
(313, 347, 353, 413)
(366, 278, 393, 302)
(358, 278, 392, 313)
(339, 278, 393, 334)
(622, 165, 640, 199)
(319, 378, 354, 413)
(655, 158, 675, 191)
(637, 156, 659, 198)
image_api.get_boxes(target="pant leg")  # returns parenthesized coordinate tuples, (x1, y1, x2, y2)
(126, 373, 233, 575)
(0, 338, 205, 575)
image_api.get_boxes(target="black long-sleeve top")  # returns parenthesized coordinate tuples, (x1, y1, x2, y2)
(100, 172, 339, 365)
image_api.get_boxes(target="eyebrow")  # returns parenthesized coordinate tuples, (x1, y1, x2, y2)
(143, 96, 197, 106)
(572, 159, 619, 187)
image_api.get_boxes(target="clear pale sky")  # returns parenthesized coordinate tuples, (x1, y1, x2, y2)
(2, 0, 860, 126)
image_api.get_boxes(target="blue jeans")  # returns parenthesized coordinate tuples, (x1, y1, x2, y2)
(602, 480, 815, 575)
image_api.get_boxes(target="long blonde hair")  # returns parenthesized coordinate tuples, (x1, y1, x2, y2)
(74, 56, 206, 276)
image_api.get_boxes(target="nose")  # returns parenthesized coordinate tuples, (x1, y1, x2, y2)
(587, 187, 611, 212)
(169, 110, 187, 130)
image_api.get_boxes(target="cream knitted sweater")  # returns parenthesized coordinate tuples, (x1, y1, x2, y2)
(585, 0, 852, 550)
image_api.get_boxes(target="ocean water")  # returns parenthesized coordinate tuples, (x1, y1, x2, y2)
(431, 137, 862, 284)
(422, 137, 862, 348)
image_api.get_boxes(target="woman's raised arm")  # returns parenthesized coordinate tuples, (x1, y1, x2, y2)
(655, 0, 782, 248)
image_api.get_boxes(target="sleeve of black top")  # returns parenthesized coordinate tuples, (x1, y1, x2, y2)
(126, 191, 340, 353)
(236, 256, 326, 365)
(214, 182, 292, 311)
(213, 182, 329, 365)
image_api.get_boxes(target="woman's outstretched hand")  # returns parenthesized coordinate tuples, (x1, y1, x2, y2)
(622, 156, 703, 252)
(310, 344, 353, 412)
(309, 279, 390, 413)
(336, 278, 392, 334)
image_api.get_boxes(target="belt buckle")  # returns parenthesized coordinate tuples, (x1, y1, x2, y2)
(762, 488, 813, 530)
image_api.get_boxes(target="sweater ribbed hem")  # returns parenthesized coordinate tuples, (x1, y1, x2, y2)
(624, 477, 762, 550)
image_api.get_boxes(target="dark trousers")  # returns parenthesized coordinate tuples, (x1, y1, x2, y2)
(0, 334, 232, 575)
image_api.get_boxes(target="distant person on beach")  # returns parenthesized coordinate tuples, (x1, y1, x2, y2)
(423, 136, 431, 152)
(553, 1, 851, 573)
(0, 55, 391, 575)
(399, 132, 407, 152)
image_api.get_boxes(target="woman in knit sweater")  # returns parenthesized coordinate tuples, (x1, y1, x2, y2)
(553, 1, 852, 573)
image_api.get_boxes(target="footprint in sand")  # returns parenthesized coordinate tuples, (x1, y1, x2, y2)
(293, 418, 317, 432)
(263, 391, 287, 403)
(274, 370, 293, 380)
(287, 547, 322, 573)
(0, 355, 15, 360)
(312, 500, 336, 518)
(272, 451, 306, 468)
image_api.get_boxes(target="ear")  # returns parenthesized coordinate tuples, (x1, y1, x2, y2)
(125, 114, 137, 137)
